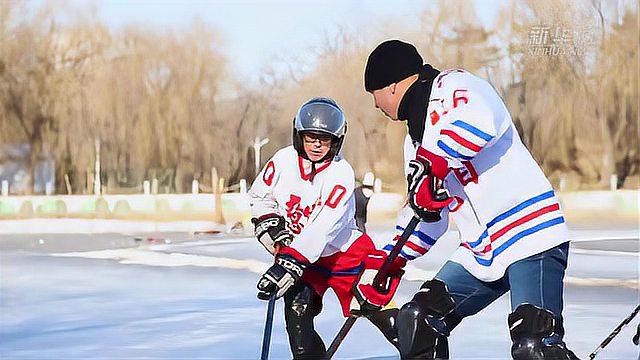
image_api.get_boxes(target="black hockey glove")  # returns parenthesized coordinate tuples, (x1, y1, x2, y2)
(252, 213, 293, 254)
(257, 253, 306, 300)
(406, 158, 452, 222)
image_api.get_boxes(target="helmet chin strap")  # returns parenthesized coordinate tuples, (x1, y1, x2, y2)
(301, 151, 333, 183)
(309, 161, 317, 182)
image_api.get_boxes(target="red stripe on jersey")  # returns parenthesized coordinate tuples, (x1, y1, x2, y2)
(463, 203, 560, 255)
(404, 240, 428, 255)
(440, 129, 482, 152)
(489, 203, 560, 243)
(462, 242, 491, 255)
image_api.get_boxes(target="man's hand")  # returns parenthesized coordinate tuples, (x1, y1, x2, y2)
(407, 158, 452, 222)
(257, 253, 306, 300)
(352, 250, 406, 313)
(252, 214, 293, 254)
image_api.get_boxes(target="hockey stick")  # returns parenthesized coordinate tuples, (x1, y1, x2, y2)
(260, 293, 277, 360)
(588, 304, 640, 359)
(325, 216, 421, 359)
(325, 314, 359, 359)
(260, 243, 286, 360)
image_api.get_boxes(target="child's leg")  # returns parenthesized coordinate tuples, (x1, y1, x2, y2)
(283, 282, 325, 359)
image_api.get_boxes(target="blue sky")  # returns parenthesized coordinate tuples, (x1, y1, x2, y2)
(30, 0, 631, 85)
(39, 0, 499, 83)
(92, 0, 434, 83)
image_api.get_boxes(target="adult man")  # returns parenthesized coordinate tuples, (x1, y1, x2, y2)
(361, 40, 578, 359)
(249, 98, 401, 359)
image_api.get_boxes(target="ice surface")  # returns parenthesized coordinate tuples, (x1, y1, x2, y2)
(0, 221, 638, 359)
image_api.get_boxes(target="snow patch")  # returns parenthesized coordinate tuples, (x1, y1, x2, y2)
(568, 228, 638, 242)
(0, 219, 224, 234)
(570, 248, 638, 257)
(52, 248, 268, 274)
(52, 248, 638, 289)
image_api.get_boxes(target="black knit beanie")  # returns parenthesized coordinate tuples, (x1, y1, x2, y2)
(364, 40, 423, 92)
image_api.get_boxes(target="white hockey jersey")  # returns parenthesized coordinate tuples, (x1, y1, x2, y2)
(391, 69, 569, 281)
(249, 146, 361, 263)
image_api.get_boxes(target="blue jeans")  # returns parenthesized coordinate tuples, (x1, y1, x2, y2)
(434, 242, 570, 341)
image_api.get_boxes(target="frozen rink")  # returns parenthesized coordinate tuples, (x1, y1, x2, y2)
(0, 221, 638, 359)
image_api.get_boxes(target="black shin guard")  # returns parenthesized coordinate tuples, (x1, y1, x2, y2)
(365, 308, 400, 349)
(284, 283, 326, 359)
(397, 280, 455, 359)
(397, 301, 445, 359)
(509, 304, 579, 360)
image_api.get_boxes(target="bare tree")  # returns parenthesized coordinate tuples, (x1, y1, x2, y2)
(0, 1, 636, 194)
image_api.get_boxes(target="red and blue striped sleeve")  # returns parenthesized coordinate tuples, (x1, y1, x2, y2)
(383, 205, 449, 261)
(434, 97, 497, 168)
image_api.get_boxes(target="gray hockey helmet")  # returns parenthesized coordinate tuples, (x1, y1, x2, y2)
(292, 97, 347, 161)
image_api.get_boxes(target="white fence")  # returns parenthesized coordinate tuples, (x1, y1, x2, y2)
(0, 191, 637, 225)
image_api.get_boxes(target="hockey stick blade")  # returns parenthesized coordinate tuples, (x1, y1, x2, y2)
(324, 216, 421, 359)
